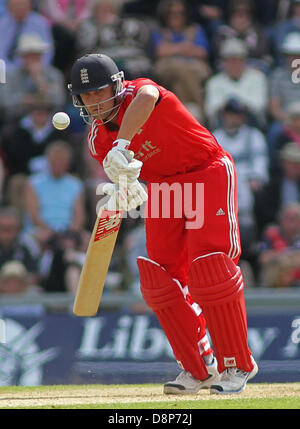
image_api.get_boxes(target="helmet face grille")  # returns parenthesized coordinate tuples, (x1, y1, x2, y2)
(73, 85, 126, 125)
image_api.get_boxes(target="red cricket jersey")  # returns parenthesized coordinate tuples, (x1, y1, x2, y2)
(88, 78, 225, 182)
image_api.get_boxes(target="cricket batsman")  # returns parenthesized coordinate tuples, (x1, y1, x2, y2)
(68, 53, 258, 395)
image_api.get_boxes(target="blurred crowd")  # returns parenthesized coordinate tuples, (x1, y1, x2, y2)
(0, 0, 300, 297)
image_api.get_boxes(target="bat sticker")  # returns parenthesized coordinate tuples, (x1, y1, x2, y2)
(94, 210, 122, 242)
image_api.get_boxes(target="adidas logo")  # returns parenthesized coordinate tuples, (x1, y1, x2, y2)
(216, 208, 225, 216)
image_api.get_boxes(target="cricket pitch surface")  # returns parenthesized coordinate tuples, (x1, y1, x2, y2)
(0, 383, 300, 408)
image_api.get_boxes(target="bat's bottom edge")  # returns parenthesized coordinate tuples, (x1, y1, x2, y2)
(73, 310, 98, 317)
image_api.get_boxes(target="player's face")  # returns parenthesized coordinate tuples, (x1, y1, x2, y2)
(80, 87, 115, 122)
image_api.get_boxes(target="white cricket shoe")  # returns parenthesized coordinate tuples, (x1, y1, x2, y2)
(164, 357, 219, 395)
(210, 358, 258, 395)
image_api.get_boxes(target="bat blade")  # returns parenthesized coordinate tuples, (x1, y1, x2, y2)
(73, 207, 123, 316)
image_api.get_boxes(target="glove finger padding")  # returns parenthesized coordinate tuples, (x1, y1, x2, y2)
(128, 180, 148, 201)
(102, 181, 148, 211)
(126, 181, 148, 211)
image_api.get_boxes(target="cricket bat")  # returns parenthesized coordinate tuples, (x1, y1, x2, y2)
(73, 206, 123, 316)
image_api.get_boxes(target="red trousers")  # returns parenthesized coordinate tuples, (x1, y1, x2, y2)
(144, 154, 241, 286)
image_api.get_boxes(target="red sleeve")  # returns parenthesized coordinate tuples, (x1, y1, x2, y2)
(86, 79, 165, 167)
(87, 119, 107, 166)
(123, 78, 164, 105)
(87, 119, 100, 157)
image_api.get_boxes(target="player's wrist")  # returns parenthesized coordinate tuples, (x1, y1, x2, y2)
(112, 139, 131, 151)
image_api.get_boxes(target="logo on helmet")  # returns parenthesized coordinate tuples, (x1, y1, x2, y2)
(80, 68, 89, 84)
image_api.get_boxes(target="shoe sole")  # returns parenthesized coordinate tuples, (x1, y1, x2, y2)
(164, 372, 220, 395)
(164, 384, 201, 395)
(210, 362, 258, 395)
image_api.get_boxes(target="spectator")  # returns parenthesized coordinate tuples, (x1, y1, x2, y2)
(75, 0, 153, 80)
(39, 0, 92, 32)
(38, 0, 93, 76)
(194, 1, 226, 38)
(252, 0, 278, 27)
(1, 102, 70, 177)
(0, 100, 72, 214)
(24, 140, 86, 235)
(0, 151, 6, 205)
(255, 142, 300, 234)
(62, 229, 90, 294)
(0, 260, 41, 295)
(0, 0, 7, 17)
(270, 0, 300, 65)
(122, 0, 160, 17)
(20, 140, 89, 292)
(267, 32, 300, 152)
(205, 38, 268, 129)
(37, 228, 89, 293)
(269, 32, 300, 124)
(213, 98, 268, 265)
(151, 0, 211, 120)
(0, 0, 54, 70)
(0, 33, 66, 119)
(212, 0, 271, 72)
(0, 206, 40, 284)
(269, 101, 300, 174)
(258, 202, 300, 288)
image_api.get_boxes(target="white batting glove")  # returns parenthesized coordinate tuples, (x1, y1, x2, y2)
(103, 139, 143, 184)
(102, 180, 148, 212)
(126, 180, 148, 211)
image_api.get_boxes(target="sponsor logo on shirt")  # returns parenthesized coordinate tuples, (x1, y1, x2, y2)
(135, 140, 161, 162)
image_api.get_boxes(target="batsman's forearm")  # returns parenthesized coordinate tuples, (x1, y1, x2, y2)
(117, 92, 157, 141)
